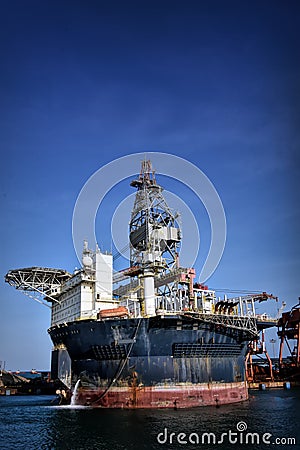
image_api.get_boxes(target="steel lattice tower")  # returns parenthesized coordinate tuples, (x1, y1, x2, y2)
(129, 159, 181, 272)
(128, 160, 182, 316)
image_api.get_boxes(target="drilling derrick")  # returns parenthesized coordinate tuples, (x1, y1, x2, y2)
(5, 156, 281, 409)
(129, 160, 181, 316)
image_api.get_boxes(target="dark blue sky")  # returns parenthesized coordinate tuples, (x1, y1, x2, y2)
(1, 1, 299, 370)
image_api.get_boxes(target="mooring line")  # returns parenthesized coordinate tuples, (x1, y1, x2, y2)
(91, 317, 142, 405)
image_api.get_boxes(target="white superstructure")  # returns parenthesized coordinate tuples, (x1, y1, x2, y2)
(50, 241, 115, 326)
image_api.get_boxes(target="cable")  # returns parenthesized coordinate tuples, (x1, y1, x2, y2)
(91, 317, 142, 405)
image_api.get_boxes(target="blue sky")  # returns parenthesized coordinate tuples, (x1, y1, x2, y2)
(0, 0, 299, 370)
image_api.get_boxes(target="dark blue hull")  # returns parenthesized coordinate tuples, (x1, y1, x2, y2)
(49, 315, 251, 407)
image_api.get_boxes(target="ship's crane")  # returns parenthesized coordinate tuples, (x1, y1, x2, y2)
(277, 301, 287, 319)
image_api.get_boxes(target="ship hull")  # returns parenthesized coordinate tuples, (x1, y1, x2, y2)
(49, 316, 250, 408)
(73, 382, 248, 408)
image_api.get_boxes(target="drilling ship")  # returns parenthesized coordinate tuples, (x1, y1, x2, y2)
(5, 160, 277, 408)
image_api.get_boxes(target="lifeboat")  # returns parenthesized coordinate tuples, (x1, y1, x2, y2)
(97, 306, 129, 319)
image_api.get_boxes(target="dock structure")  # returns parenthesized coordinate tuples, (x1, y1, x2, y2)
(278, 302, 300, 379)
(246, 301, 300, 389)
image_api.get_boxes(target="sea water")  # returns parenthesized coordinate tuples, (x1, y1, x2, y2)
(0, 389, 299, 449)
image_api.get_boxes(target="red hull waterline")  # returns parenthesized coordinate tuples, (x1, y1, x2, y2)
(74, 382, 248, 408)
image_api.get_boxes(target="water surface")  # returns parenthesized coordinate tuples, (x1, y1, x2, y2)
(0, 389, 299, 449)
